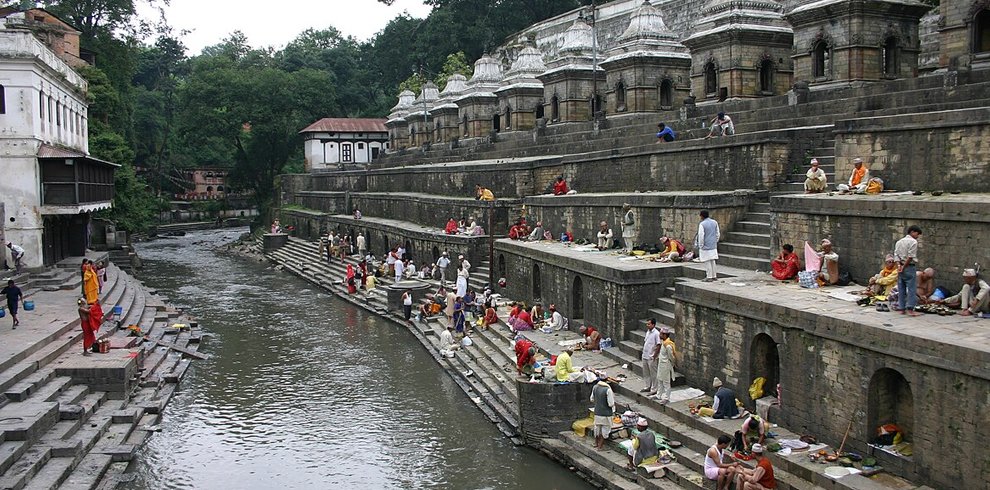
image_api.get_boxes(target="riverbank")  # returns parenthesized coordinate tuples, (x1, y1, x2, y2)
(0, 254, 205, 489)
(260, 235, 936, 490)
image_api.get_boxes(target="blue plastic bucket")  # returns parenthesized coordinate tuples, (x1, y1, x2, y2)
(0, 307, 5, 318)
(113, 306, 123, 316)
(23, 301, 34, 311)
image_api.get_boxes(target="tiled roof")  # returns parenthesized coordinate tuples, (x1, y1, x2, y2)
(300, 118, 387, 133)
(37, 143, 119, 167)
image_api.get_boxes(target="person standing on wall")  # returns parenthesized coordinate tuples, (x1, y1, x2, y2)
(894, 225, 923, 317)
(696, 210, 721, 282)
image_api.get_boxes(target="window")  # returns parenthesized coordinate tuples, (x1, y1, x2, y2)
(759, 59, 774, 93)
(882, 37, 898, 77)
(659, 80, 673, 108)
(56, 101, 61, 127)
(0, 85, 5, 114)
(813, 41, 830, 78)
(504, 106, 512, 130)
(615, 81, 626, 111)
(976, 9, 990, 53)
(358, 142, 365, 149)
(704, 62, 717, 96)
(47, 96, 53, 122)
(551, 96, 560, 121)
(39, 91, 44, 121)
(342, 143, 353, 162)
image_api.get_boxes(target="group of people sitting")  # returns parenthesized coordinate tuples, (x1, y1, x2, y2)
(769, 239, 839, 286)
(444, 217, 484, 236)
(805, 157, 883, 195)
(545, 176, 577, 196)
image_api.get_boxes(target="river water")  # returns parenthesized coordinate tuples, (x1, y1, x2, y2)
(122, 228, 591, 490)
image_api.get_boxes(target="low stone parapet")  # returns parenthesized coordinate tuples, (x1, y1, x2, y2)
(517, 379, 594, 446)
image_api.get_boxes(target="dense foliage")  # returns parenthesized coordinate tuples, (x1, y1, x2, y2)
(10, 0, 592, 230)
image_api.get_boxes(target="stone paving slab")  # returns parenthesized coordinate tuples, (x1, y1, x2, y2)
(678, 276, 990, 362)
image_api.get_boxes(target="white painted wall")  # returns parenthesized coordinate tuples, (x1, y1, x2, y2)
(0, 29, 92, 268)
(302, 131, 388, 171)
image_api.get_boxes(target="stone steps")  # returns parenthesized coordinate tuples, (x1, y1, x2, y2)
(540, 438, 647, 490)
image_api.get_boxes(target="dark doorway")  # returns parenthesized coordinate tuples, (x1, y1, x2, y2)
(535, 102, 545, 120)
(432, 246, 440, 262)
(572, 275, 584, 320)
(551, 96, 560, 121)
(882, 37, 898, 77)
(976, 9, 990, 53)
(659, 80, 673, 109)
(749, 333, 780, 401)
(493, 114, 501, 132)
(759, 59, 774, 93)
(813, 41, 829, 78)
(704, 62, 717, 96)
(498, 254, 506, 279)
(615, 81, 626, 111)
(867, 368, 914, 444)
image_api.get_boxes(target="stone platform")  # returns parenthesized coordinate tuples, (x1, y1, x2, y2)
(771, 192, 990, 284)
(675, 275, 990, 489)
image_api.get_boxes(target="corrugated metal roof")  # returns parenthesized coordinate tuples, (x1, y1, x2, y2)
(300, 118, 388, 133)
(37, 144, 119, 167)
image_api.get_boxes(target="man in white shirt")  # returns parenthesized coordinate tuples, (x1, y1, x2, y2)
(640, 319, 660, 395)
(7, 242, 25, 272)
(405, 260, 416, 278)
(459, 255, 471, 273)
(394, 258, 405, 283)
(356, 233, 367, 257)
(596, 221, 614, 250)
(705, 112, 735, 139)
(439, 325, 459, 352)
(548, 304, 565, 331)
(436, 252, 451, 286)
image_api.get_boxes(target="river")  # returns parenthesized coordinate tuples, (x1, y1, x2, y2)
(122, 228, 592, 490)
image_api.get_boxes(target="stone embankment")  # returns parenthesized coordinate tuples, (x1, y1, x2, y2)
(0, 255, 204, 489)
(261, 236, 926, 490)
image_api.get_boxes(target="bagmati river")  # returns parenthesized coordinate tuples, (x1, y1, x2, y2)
(122, 228, 592, 490)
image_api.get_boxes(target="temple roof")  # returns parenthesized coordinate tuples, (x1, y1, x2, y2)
(603, 1, 690, 64)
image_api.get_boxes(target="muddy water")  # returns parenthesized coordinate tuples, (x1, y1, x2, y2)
(122, 229, 591, 489)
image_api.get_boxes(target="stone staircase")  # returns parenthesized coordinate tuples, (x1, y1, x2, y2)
(778, 135, 838, 195)
(0, 259, 197, 490)
(718, 201, 773, 272)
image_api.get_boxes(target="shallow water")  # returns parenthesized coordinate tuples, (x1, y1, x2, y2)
(122, 229, 591, 489)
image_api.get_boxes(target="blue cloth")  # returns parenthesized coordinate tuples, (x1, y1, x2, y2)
(656, 127, 676, 142)
(897, 264, 917, 311)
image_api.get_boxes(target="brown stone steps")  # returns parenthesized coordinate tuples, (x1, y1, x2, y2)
(539, 437, 669, 490)
(0, 446, 52, 490)
(57, 452, 112, 490)
(715, 253, 771, 272)
(558, 430, 699, 490)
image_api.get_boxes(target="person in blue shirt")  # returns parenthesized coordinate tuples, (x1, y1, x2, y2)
(656, 122, 676, 143)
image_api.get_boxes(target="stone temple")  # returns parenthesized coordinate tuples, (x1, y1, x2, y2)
(278, 1, 990, 489)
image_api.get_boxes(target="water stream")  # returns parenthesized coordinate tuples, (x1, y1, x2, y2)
(121, 228, 592, 489)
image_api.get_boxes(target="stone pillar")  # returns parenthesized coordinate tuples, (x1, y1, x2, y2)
(386, 280, 432, 314)
(517, 379, 595, 446)
(263, 233, 288, 252)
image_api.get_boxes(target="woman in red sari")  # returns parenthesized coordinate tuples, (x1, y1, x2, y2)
(345, 265, 357, 294)
(77, 298, 102, 355)
(770, 244, 801, 281)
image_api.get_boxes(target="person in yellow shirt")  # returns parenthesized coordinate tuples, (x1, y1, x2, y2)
(863, 255, 898, 297)
(656, 236, 686, 262)
(555, 348, 585, 382)
(475, 184, 495, 202)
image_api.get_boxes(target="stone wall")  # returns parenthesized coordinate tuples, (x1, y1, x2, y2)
(834, 107, 990, 193)
(770, 194, 990, 285)
(522, 191, 758, 249)
(278, 209, 492, 266)
(495, 240, 686, 341)
(674, 284, 990, 490)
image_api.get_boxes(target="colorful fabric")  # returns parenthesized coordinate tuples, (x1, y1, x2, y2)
(83, 267, 99, 305)
(771, 253, 800, 280)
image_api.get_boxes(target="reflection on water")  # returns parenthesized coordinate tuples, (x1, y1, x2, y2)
(123, 229, 591, 489)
